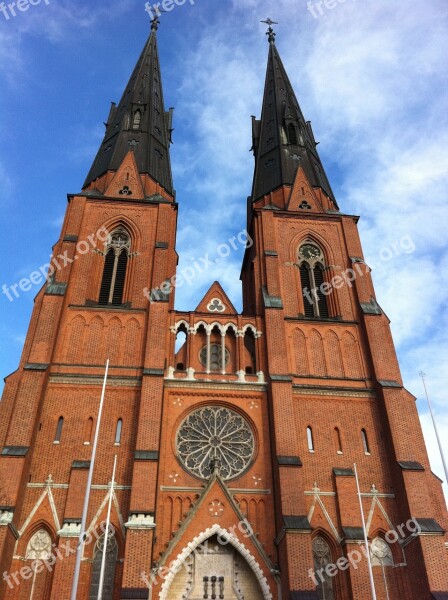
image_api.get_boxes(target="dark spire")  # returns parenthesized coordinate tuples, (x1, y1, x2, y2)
(83, 24, 174, 195)
(251, 30, 337, 207)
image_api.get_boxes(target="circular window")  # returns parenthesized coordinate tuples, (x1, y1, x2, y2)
(299, 243, 322, 261)
(176, 406, 255, 480)
(199, 344, 230, 371)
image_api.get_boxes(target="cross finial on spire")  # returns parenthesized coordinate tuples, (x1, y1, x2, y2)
(261, 18, 278, 43)
(150, 15, 160, 31)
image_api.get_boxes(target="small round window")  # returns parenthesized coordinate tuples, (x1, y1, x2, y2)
(199, 344, 230, 371)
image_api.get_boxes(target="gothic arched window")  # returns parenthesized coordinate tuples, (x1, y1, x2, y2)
(334, 427, 342, 453)
(307, 426, 314, 452)
(54, 417, 64, 443)
(115, 419, 123, 445)
(132, 110, 141, 130)
(312, 536, 335, 600)
(85, 417, 93, 444)
(98, 229, 131, 306)
(370, 537, 393, 567)
(26, 529, 52, 561)
(361, 428, 370, 454)
(288, 122, 298, 145)
(298, 243, 330, 319)
(89, 533, 118, 600)
(25, 529, 53, 599)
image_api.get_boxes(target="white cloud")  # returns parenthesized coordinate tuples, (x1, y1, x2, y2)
(172, 0, 448, 501)
(0, 0, 134, 89)
(420, 412, 448, 500)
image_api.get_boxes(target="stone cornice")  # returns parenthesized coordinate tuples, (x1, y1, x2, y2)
(163, 379, 267, 392)
(160, 486, 271, 495)
(28, 483, 131, 490)
(49, 374, 141, 387)
(293, 386, 375, 398)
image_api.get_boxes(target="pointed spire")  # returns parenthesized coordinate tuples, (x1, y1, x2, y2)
(251, 33, 337, 208)
(83, 25, 174, 195)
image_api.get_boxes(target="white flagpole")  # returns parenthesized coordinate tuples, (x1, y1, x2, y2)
(70, 359, 110, 600)
(419, 372, 448, 484)
(98, 454, 117, 600)
(354, 463, 377, 600)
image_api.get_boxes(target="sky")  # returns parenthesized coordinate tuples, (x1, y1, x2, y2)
(0, 0, 447, 498)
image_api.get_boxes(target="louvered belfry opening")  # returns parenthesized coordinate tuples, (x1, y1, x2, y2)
(313, 264, 329, 318)
(99, 249, 115, 304)
(288, 122, 298, 145)
(298, 243, 330, 319)
(98, 228, 130, 306)
(300, 264, 315, 318)
(112, 251, 128, 304)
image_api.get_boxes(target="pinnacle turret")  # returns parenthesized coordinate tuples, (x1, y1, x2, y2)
(251, 31, 337, 208)
(83, 26, 174, 195)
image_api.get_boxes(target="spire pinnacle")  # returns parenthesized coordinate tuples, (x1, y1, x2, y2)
(150, 15, 160, 31)
(83, 27, 174, 196)
(250, 40, 338, 208)
(261, 18, 278, 43)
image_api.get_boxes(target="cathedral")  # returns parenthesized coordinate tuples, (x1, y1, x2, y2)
(0, 16, 447, 600)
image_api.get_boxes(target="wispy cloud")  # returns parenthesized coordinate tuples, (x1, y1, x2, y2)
(0, 0, 136, 89)
(171, 0, 448, 494)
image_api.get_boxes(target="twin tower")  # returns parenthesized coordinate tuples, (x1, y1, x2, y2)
(0, 19, 446, 600)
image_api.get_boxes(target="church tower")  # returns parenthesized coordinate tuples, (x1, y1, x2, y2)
(0, 18, 447, 600)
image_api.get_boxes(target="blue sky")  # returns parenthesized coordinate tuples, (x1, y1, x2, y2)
(0, 0, 447, 497)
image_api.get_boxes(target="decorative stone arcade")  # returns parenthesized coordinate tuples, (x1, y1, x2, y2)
(168, 314, 264, 384)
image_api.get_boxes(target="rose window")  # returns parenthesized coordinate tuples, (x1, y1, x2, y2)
(176, 406, 255, 480)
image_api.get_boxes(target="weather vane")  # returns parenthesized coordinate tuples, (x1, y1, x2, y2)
(145, 6, 167, 30)
(261, 18, 278, 43)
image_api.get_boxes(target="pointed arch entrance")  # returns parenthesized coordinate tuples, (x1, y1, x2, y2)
(159, 525, 272, 600)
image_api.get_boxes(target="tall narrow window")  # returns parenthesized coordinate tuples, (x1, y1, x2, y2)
(361, 428, 370, 454)
(312, 537, 335, 599)
(84, 417, 93, 445)
(115, 419, 123, 445)
(300, 264, 314, 318)
(313, 264, 329, 318)
(298, 243, 330, 318)
(89, 533, 118, 600)
(307, 426, 314, 452)
(99, 249, 115, 304)
(26, 529, 53, 597)
(54, 417, 64, 443)
(288, 122, 298, 145)
(98, 229, 131, 306)
(132, 110, 141, 130)
(334, 427, 342, 453)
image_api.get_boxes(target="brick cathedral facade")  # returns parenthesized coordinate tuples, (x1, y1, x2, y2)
(0, 19, 447, 600)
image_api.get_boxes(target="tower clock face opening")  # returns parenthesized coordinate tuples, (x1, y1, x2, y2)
(176, 406, 255, 480)
(299, 243, 322, 261)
